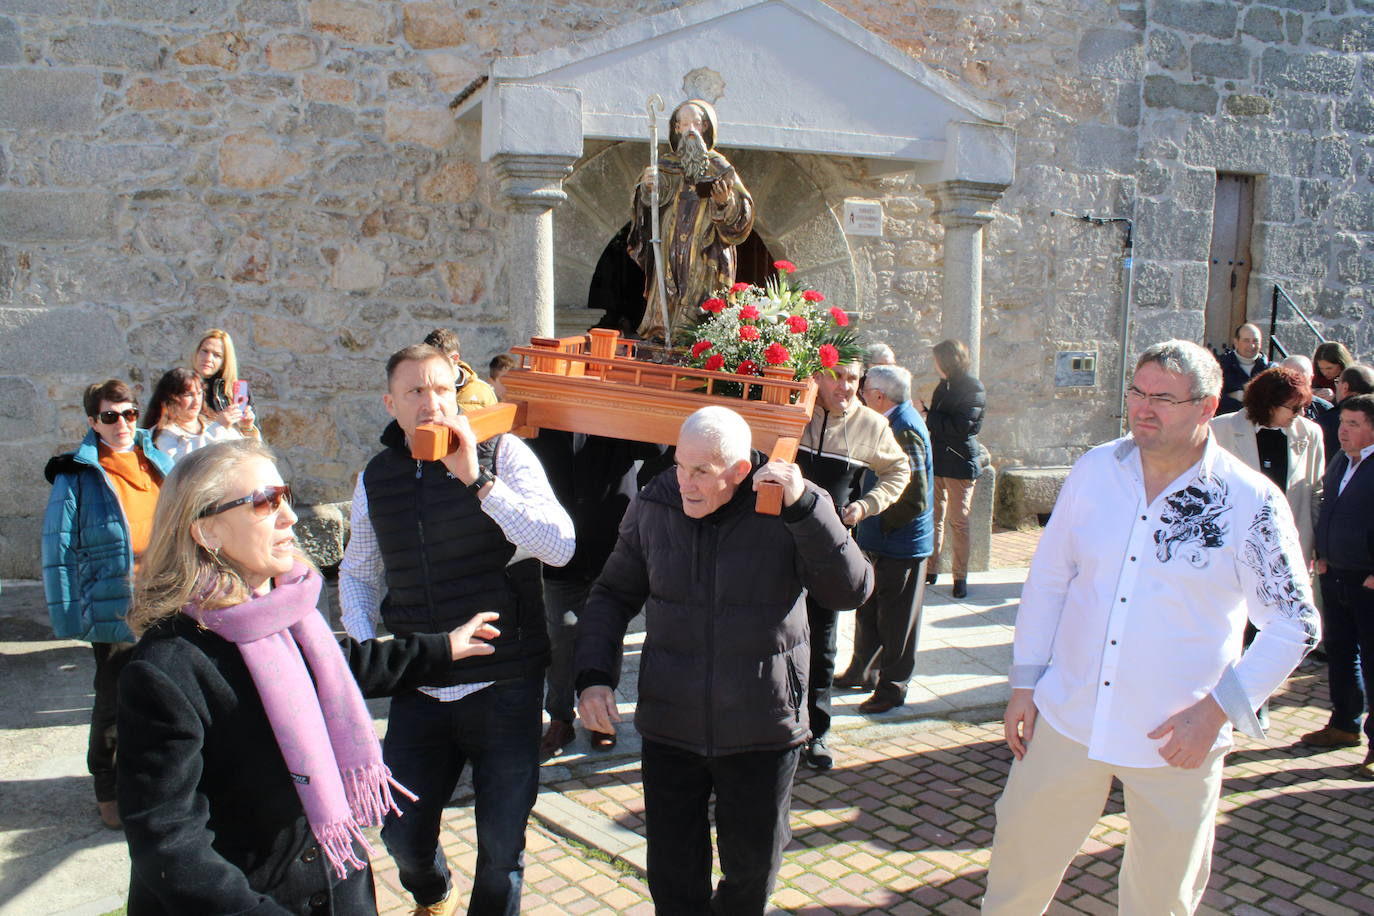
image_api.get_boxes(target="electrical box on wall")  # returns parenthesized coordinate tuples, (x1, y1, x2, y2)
(1055, 351, 1098, 388)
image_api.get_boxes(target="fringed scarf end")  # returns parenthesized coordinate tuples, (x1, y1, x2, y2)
(316, 819, 370, 880)
(343, 764, 414, 826)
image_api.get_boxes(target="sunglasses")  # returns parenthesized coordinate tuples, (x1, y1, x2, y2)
(200, 484, 293, 519)
(97, 408, 139, 425)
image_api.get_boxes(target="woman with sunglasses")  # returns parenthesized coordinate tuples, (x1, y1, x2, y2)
(116, 440, 501, 914)
(1210, 366, 1324, 560)
(144, 368, 258, 464)
(41, 379, 175, 829)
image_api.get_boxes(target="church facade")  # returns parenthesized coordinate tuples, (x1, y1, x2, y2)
(0, 0, 1371, 575)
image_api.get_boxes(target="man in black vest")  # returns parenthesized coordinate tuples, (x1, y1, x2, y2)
(340, 344, 574, 916)
(1306, 393, 1374, 777)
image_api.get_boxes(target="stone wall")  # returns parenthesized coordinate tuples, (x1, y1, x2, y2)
(2, 0, 1371, 577)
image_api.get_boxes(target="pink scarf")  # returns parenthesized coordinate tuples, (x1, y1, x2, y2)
(186, 562, 415, 878)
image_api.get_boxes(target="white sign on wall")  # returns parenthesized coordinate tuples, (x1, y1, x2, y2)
(842, 199, 884, 237)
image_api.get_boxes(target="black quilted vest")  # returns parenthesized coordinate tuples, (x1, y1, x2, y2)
(362, 422, 548, 685)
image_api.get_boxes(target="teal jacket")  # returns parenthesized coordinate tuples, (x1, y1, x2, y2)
(41, 429, 174, 643)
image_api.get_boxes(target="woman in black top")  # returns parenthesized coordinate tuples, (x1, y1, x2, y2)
(923, 339, 985, 599)
(118, 440, 499, 914)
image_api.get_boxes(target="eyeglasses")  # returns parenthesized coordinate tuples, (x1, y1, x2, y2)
(200, 484, 292, 518)
(97, 408, 139, 425)
(1125, 387, 1206, 408)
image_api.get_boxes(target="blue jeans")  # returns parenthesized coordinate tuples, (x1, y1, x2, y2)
(380, 675, 542, 915)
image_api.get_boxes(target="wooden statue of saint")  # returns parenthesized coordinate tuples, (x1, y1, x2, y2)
(628, 98, 756, 338)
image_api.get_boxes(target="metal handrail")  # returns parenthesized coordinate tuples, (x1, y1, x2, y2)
(1268, 282, 1326, 361)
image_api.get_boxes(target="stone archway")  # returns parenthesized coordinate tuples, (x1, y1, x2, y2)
(552, 142, 858, 326)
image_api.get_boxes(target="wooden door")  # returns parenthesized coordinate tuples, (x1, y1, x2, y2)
(1205, 173, 1254, 349)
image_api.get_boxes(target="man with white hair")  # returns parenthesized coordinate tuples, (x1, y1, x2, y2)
(984, 340, 1318, 915)
(838, 364, 935, 714)
(1280, 354, 1332, 421)
(575, 406, 872, 916)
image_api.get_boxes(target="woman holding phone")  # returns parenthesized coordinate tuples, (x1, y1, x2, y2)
(193, 329, 253, 428)
(145, 368, 257, 464)
(117, 440, 501, 914)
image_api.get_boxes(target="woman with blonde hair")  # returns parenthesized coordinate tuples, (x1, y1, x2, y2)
(118, 440, 500, 914)
(143, 367, 256, 463)
(192, 328, 248, 426)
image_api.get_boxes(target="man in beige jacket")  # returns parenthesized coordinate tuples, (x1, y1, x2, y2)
(796, 357, 909, 769)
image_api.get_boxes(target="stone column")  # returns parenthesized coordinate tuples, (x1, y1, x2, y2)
(492, 154, 576, 342)
(930, 179, 1006, 377)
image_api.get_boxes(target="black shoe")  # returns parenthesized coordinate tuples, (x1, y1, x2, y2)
(925, 572, 938, 586)
(952, 579, 968, 599)
(803, 737, 833, 771)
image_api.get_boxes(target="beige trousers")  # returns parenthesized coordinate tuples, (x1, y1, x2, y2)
(931, 476, 976, 578)
(982, 720, 1225, 916)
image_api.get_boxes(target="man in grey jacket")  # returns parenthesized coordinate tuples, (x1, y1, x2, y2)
(575, 406, 872, 916)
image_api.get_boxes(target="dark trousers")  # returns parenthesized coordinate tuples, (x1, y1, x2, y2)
(1319, 568, 1374, 743)
(380, 675, 542, 915)
(845, 555, 928, 700)
(89, 641, 134, 802)
(806, 596, 840, 741)
(642, 740, 800, 916)
(543, 576, 622, 724)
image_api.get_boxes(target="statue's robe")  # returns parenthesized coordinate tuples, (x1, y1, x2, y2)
(628, 149, 755, 338)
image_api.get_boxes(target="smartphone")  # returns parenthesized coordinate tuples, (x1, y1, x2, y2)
(232, 380, 250, 410)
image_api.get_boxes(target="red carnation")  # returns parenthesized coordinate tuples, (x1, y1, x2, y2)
(736, 360, 759, 376)
(773, 259, 796, 273)
(691, 340, 713, 357)
(829, 306, 849, 327)
(739, 303, 760, 320)
(764, 342, 790, 365)
(730, 282, 751, 293)
(704, 353, 725, 371)
(739, 325, 760, 341)
(785, 315, 808, 334)
(819, 344, 840, 368)
(701, 297, 726, 313)
(802, 289, 825, 303)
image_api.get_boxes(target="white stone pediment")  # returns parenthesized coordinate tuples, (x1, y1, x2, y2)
(456, 0, 1007, 173)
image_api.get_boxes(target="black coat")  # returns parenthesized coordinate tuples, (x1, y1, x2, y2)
(574, 459, 873, 756)
(927, 374, 986, 479)
(117, 614, 452, 915)
(1216, 349, 1269, 416)
(1315, 450, 1374, 572)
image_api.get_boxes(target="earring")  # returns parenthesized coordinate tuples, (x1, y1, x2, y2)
(207, 544, 222, 562)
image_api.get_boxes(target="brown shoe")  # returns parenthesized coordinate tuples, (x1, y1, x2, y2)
(1359, 749, 1374, 778)
(540, 720, 575, 761)
(858, 693, 904, 714)
(97, 799, 122, 830)
(1300, 726, 1362, 748)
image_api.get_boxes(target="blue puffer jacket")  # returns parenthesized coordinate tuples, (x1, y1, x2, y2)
(857, 400, 935, 559)
(41, 429, 174, 643)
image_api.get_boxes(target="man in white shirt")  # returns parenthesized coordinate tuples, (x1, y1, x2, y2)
(983, 340, 1318, 915)
(339, 344, 574, 916)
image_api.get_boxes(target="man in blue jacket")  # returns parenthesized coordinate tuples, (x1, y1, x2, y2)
(838, 365, 935, 713)
(42, 379, 174, 829)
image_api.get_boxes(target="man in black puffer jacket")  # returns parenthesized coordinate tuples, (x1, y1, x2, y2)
(575, 406, 873, 916)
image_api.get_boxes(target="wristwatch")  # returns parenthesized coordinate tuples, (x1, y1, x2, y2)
(468, 468, 496, 494)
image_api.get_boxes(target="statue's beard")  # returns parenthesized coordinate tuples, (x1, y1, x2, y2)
(678, 129, 713, 184)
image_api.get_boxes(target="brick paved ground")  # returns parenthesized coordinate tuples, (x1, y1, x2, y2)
(378, 657, 1373, 915)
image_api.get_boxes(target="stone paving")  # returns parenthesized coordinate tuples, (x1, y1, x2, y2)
(378, 656, 1373, 916)
(7, 527, 1374, 915)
